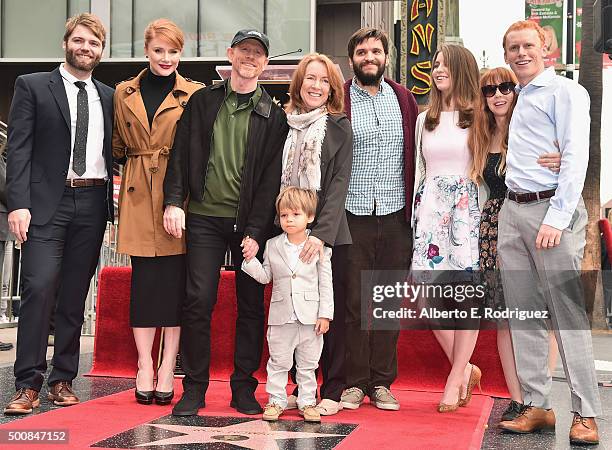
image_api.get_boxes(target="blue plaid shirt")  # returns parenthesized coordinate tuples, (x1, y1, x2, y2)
(346, 78, 405, 216)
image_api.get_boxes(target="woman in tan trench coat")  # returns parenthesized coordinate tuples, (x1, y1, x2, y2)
(112, 19, 203, 406)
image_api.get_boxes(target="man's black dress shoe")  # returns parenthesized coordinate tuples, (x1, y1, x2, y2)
(172, 390, 205, 416)
(230, 392, 263, 415)
(501, 400, 525, 422)
(135, 389, 154, 405)
(0, 341, 13, 351)
(154, 390, 174, 405)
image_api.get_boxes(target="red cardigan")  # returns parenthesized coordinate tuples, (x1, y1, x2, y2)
(343, 78, 419, 222)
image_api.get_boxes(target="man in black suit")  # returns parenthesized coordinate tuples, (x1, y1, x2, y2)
(4, 13, 113, 415)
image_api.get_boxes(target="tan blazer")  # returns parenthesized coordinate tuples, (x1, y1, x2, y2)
(112, 69, 203, 256)
(242, 234, 334, 325)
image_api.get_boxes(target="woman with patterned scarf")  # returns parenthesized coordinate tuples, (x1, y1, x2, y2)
(281, 53, 353, 416)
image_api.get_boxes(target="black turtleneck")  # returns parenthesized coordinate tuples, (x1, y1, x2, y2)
(140, 69, 176, 127)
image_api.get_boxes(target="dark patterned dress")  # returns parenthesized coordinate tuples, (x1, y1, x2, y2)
(479, 152, 506, 311)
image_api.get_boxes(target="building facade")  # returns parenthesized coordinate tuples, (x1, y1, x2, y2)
(0, 0, 401, 121)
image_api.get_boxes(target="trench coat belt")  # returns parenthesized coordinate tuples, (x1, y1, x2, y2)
(125, 146, 170, 173)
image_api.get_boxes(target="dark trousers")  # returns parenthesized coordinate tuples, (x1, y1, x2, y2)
(319, 244, 348, 401)
(15, 186, 107, 391)
(181, 214, 266, 397)
(344, 209, 412, 395)
(291, 244, 348, 402)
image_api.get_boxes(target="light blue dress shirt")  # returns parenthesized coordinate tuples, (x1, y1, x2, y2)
(506, 67, 590, 230)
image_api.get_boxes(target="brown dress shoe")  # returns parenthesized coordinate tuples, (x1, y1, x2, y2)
(4, 388, 40, 415)
(569, 413, 599, 445)
(498, 405, 555, 433)
(48, 381, 79, 406)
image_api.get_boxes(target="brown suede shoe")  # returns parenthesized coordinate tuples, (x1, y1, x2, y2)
(498, 405, 555, 433)
(4, 388, 40, 415)
(569, 413, 599, 445)
(48, 381, 79, 406)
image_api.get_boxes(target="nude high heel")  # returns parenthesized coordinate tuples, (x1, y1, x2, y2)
(458, 364, 482, 407)
(437, 386, 464, 413)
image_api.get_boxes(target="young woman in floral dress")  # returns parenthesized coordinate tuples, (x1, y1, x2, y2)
(411, 44, 482, 412)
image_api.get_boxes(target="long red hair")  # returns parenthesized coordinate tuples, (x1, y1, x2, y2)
(468, 67, 518, 183)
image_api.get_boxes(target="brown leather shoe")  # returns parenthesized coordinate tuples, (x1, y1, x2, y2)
(569, 413, 599, 445)
(498, 405, 555, 433)
(4, 388, 40, 415)
(48, 381, 79, 406)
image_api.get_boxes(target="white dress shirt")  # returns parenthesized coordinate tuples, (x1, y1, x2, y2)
(59, 64, 107, 179)
(506, 67, 590, 230)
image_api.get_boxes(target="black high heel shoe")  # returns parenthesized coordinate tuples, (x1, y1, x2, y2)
(154, 390, 175, 405)
(135, 389, 155, 405)
(135, 370, 154, 404)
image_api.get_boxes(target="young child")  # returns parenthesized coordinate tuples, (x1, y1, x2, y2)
(242, 187, 333, 423)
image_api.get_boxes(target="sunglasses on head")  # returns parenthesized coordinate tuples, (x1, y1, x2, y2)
(481, 81, 516, 98)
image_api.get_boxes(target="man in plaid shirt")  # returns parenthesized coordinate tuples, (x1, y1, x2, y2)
(340, 27, 418, 412)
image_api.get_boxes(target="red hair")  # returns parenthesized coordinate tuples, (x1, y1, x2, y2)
(468, 67, 518, 183)
(144, 19, 184, 50)
(503, 20, 546, 51)
(285, 53, 344, 115)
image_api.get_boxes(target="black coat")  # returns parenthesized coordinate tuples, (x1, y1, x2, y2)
(6, 67, 114, 225)
(163, 79, 289, 246)
(310, 113, 353, 246)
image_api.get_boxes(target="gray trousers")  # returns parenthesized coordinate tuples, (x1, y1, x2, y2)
(498, 197, 601, 417)
(266, 322, 323, 409)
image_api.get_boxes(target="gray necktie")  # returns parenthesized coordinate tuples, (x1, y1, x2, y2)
(72, 81, 88, 176)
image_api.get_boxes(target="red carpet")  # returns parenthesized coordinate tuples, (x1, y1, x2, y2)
(0, 380, 493, 450)
(89, 268, 509, 397)
(88, 267, 161, 378)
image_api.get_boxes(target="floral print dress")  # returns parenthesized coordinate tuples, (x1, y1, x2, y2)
(411, 111, 480, 272)
(479, 152, 506, 310)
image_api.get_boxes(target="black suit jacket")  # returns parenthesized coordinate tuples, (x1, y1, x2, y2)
(6, 67, 114, 226)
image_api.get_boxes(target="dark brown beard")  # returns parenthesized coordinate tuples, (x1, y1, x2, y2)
(352, 60, 385, 86)
(65, 47, 101, 72)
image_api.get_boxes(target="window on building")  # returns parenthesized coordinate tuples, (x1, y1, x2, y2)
(132, 0, 198, 57)
(266, 0, 310, 58)
(0, 0, 312, 59)
(199, 0, 264, 57)
(1, 0, 89, 57)
(110, 0, 132, 57)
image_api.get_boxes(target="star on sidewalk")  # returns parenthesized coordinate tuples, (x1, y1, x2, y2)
(136, 419, 345, 449)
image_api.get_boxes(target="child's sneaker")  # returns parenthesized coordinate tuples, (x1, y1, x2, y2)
(299, 405, 321, 423)
(262, 403, 283, 421)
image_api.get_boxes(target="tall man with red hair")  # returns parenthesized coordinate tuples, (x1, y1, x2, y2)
(497, 20, 601, 445)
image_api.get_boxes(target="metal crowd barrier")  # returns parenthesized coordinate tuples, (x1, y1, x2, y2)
(82, 221, 130, 336)
(0, 241, 20, 329)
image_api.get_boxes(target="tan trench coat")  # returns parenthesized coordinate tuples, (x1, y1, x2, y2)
(112, 69, 203, 256)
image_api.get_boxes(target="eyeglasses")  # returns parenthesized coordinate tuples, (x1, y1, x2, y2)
(481, 81, 516, 98)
